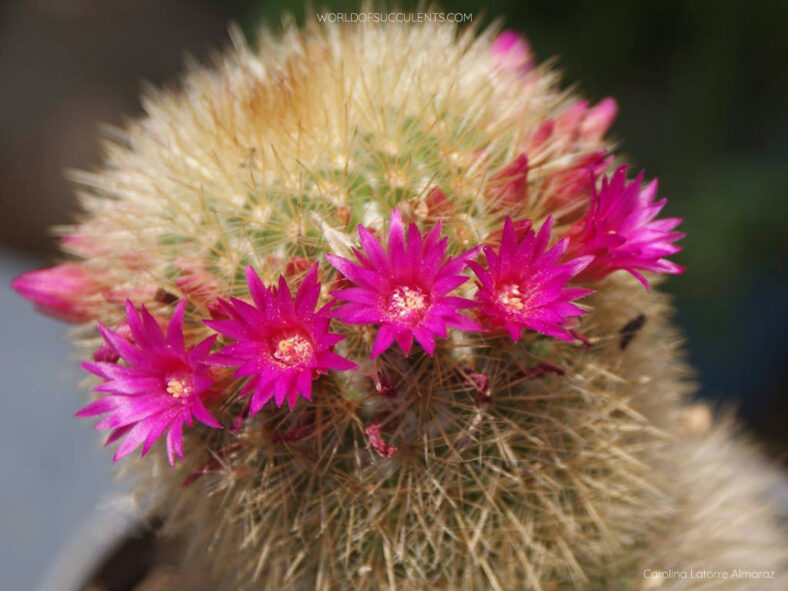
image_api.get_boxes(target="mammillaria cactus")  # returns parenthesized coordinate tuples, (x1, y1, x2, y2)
(13, 16, 787, 591)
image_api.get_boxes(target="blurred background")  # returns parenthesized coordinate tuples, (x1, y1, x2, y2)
(1, 1, 786, 589)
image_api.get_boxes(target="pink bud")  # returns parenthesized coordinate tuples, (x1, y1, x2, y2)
(486, 218, 533, 244)
(175, 258, 224, 308)
(463, 367, 491, 401)
(102, 284, 157, 306)
(525, 120, 555, 152)
(60, 233, 105, 258)
(490, 154, 529, 206)
(12, 264, 103, 323)
(62, 230, 154, 271)
(556, 100, 589, 137)
(425, 187, 454, 218)
(93, 322, 133, 363)
(546, 151, 612, 209)
(580, 97, 617, 143)
(372, 373, 398, 399)
(366, 422, 398, 457)
(491, 31, 533, 74)
(284, 255, 312, 278)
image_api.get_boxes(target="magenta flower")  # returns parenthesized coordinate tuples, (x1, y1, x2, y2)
(205, 264, 356, 414)
(12, 263, 104, 323)
(76, 300, 221, 465)
(469, 217, 594, 342)
(326, 209, 481, 358)
(566, 166, 685, 288)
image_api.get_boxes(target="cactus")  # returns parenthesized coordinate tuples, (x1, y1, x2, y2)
(13, 16, 787, 591)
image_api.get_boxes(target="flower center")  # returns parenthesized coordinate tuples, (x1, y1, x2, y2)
(166, 377, 192, 399)
(272, 334, 314, 367)
(497, 283, 527, 313)
(386, 286, 429, 323)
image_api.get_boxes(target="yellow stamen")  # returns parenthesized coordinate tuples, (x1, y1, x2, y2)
(166, 378, 190, 398)
(498, 284, 526, 312)
(387, 286, 428, 321)
(273, 334, 313, 366)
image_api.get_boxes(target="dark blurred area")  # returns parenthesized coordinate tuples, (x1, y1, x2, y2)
(1, 0, 786, 461)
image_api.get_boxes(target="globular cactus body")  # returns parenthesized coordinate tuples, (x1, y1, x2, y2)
(13, 16, 787, 591)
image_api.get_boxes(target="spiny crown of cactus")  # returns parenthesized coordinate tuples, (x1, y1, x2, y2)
(11, 16, 737, 591)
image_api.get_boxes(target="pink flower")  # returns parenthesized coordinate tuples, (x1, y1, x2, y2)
(327, 210, 481, 358)
(205, 264, 356, 414)
(565, 166, 685, 288)
(491, 30, 533, 73)
(12, 263, 105, 323)
(76, 300, 221, 465)
(469, 217, 593, 342)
